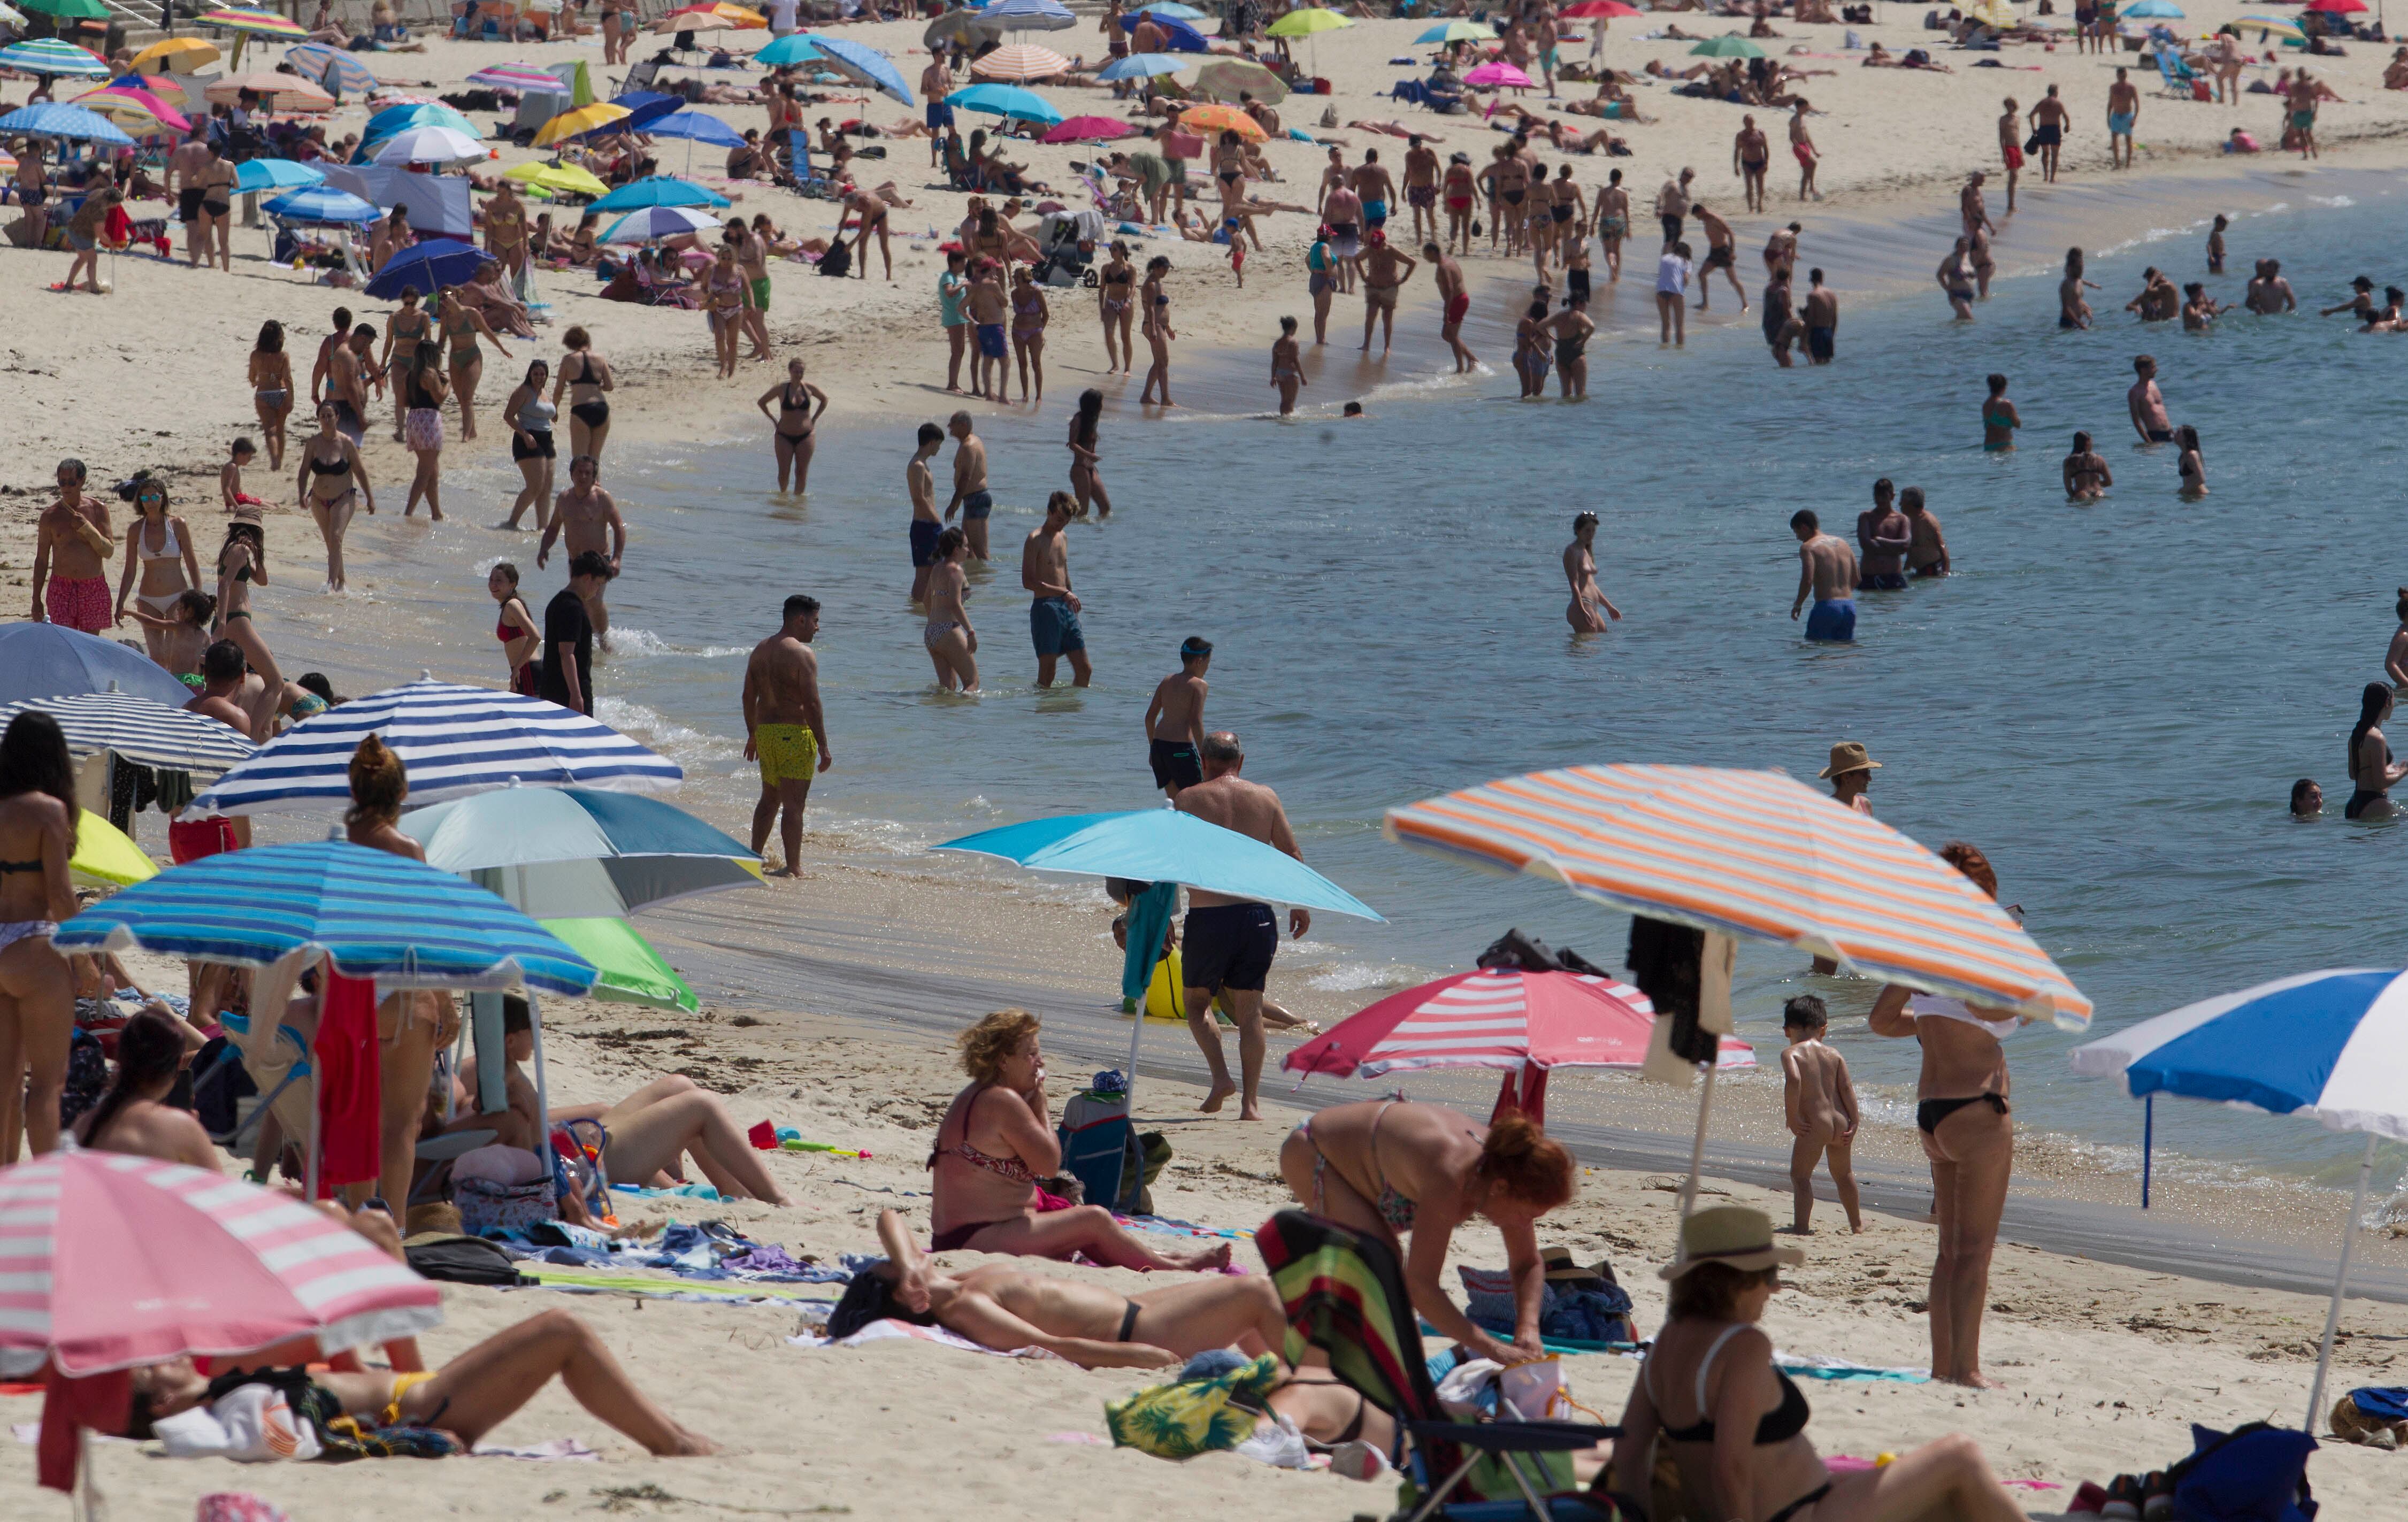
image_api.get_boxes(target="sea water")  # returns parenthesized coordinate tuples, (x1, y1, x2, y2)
(316, 167, 2408, 1190)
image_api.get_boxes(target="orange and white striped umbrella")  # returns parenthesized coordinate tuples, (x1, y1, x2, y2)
(1385, 764, 2090, 1029)
(971, 43, 1072, 81)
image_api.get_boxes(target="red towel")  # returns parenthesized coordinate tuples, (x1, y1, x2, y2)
(312, 968, 382, 1197)
(37, 1363, 129, 1493)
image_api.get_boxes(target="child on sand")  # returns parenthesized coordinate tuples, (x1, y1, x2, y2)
(220, 438, 269, 513)
(1781, 995, 1861, 1234)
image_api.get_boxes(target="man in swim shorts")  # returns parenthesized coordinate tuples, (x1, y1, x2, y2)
(1022, 491, 1091, 688)
(1789, 509, 1859, 643)
(2029, 84, 2069, 182)
(168, 126, 212, 268)
(2105, 67, 2138, 171)
(1175, 730, 1310, 1120)
(742, 593, 831, 874)
(30, 458, 113, 632)
(1143, 636, 1211, 798)
(1855, 478, 1911, 592)
(1351, 149, 1395, 232)
(942, 411, 994, 560)
(907, 420, 945, 603)
(1402, 134, 1439, 244)
(1428, 241, 1477, 372)
(2126, 353, 2173, 443)
(1358, 230, 1416, 355)
(1803, 267, 1838, 364)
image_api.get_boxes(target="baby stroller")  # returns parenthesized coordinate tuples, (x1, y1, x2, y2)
(1032, 208, 1103, 288)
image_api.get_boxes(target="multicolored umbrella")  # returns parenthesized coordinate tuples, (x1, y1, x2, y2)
(198, 6, 309, 38)
(602, 203, 726, 242)
(54, 839, 600, 994)
(972, 42, 1072, 81)
(127, 36, 221, 73)
(0, 39, 112, 78)
(2237, 12, 2306, 36)
(1194, 59, 1286, 104)
(371, 123, 487, 163)
(663, 0, 764, 25)
(589, 173, 732, 211)
(1286, 967, 1752, 1080)
(1042, 114, 1137, 143)
(468, 61, 577, 93)
(533, 99, 632, 147)
(365, 100, 479, 142)
(1386, 765, 2091, 1028)
(283, 42, 382, 98)
(1175, 101, 1266, 140)
(205, 71, 335, 112)
(0, 1150, 443, 1379)
(1415, 19, 1497, 42)
(0, 691, 254, 773)
(68, 85, 191, 135)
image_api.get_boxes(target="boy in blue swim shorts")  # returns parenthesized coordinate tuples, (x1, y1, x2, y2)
(1788, 508, 1860, 643)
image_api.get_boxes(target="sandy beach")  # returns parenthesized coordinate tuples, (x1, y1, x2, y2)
(5, 5, 2408, 1517)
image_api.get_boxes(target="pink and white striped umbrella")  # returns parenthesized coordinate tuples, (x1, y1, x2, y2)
(0, 1151, 442, 1378)
(1284, 967, 1752, 1080)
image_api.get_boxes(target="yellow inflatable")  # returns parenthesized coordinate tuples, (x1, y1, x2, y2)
(1144, 951, 1188, 1021)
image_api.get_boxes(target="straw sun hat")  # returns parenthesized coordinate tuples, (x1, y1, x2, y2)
(1659, 1205, 1806, 1281)
(1817, 741, 1882, 780)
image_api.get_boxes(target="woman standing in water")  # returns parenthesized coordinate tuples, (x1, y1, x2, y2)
(1010, 266, 1050, 404)
(2344, 683, 2408, 820)
(401, 346, 450, 521)
(1269, 316, 1305, 417)
(555, 326, 616, 463)
(379, 288, 435, 444)
(1867, 841, 2024, 1387)
(489, 563, 542, 696)
(755, 357, 828, 494)
(295, 402, 374, 592)
(1513, 292, 1551, 398)
(113, 478, 202, 663)
(1097, 240, 1136, 374)
(1549, 294, 1594, 400)
(503, 359, 556, 532)
(1139, 256, 1176, 407)
(2174, 425, 2206, 498)
(0, 712, 80, 1162)
(435, 286, 510, 441)
(1563, 510, 1620, 632)
(2383, 590, 2408, 689)
(1065, 388, 1109, 517)
(248, 321, 295, 471)
(1980, 373, 2020, 452)
(922, 527, 978, 694)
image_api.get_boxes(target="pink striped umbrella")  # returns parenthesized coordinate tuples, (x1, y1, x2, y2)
(0, 1151, 441, 1378)
(1285, 967, 1751, 1081)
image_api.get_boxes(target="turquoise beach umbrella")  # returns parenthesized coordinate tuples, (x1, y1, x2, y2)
(934, 810, 1382, 921)
(946, 81, 1063, 126)
(756, 32, 821, 65)
(589, 174, 732, 213)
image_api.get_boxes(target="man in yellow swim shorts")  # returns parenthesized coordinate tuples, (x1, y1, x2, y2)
(741, 594, 832, 875)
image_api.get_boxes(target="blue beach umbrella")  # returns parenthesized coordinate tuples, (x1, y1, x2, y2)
(2118, 0, 2184, 14)
(53, 840, 597, 995)
(283, 42, 380, 98)
(755, 31, 822, 65)
(0, 691, 255, 774)
(0, 624, 193, 706)
(400, 785, 761, 918)
(235, 156, 325, 192)
(1133, 12, 1211, 50)
(2071, 967, 2408, 1429)
(0, 102, 134, 146)
(0, 40, 113, 79)
(608, 89, 687, 132)
(804, 35, 914, 105)
(362, 237, 488, 298)
(1098, 52, 1186, 81)
(601, 204, 724, 243)
(361, 101, 478, 151)
(265, 186, 378, 224)
(591, 173, 732, 213)
(1416, 19, 1498, 43)
(986, 0, 1078, 27)
(1134, 1, 1206, 17)
(946, 81, 1063, 126)
(644, 109, 746, 147)
(187, 678, 683, 817)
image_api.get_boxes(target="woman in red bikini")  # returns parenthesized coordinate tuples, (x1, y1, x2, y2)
(927, 1009, 1230, 1270)
(489, 563, 542, 697)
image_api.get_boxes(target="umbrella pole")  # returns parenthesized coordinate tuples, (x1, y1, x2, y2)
(2142, 1093, 2152, 1209)
(2305, 1132, 2376, 1434)
(528, 988, 555, 1179)
(304, 1071, 321, 1201)
(1677, 1057, 1717, 1226)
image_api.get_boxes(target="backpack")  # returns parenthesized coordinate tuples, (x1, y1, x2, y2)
(403, 1234, 533, 1287)
(2169, 1421, 2318, 1522)
(818, 236, 852, 278)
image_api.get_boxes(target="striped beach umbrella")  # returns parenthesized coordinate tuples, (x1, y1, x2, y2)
(0, 691, 254, 774)
(199, 6, 309, 39)
(0, 1150, 443, 1379)
(0, 39, 112, 78)
(1387, 765, 2091, 1028)
(1286, 967, 1753, 1080)
(2072, 967, 2408, 1429)
(971, 43, 1072, 81)
(205, 71, 334, 112)
(467, 62, 574, 93)
(602, 203, 725, 242)
(283, 42, 381, 98)
(53, 839, 599, 994)
(68, 84, 191, 135)
(187, 679, 681, 817)
(0, 101, 134, 145)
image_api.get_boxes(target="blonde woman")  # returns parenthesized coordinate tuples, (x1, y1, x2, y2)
(436, 286, 510, 441)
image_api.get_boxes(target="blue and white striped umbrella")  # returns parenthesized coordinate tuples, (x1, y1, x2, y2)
(55, 840, 596, 994)
(0, 692, 255, 774)
(186, 679, 682, 818)
(282, 42, 380, 98)
(2070, 967, 2408, 1431)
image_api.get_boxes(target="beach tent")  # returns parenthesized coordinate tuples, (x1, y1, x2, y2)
(319, 163, 472, 237)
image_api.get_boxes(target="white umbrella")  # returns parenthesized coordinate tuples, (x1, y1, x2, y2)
(371, 124, 486, 166)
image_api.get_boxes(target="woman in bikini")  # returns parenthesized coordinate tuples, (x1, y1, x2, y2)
(1270, 313, 1306, 417)
(1866, 841, 2025, 1388)
(704, 247, 749, 380)
(0, 711, 79, 1162)
(1065, 387, 1109, 517)
(248, 320, 295, 470)
(211, 527, 285, 741)
(1442, 152, 1477, 256)
(73, 1009, 217, 1169)
(401, 347, 450, 521)
(1276, 1099, 1574, 1364)
(927, 1009, 1229, 1269)
(1098, 240, 1136, 373)
(503, 359, 557, 532)
(435, 286, 510, 441)
(1008, 265, 1049, 404)
(295, 402, 374, 591)
(1606, 1205, 2027, 1522)
(379, 287, 435, 443)
(2175, 424, 2206, 498)
(112, 477, 203, 663)
(489, 562, 542, 697)
(555, 326, 616, 463)
(1513, 292, 1552, 399)
(1212, 128, 1248, 227)
(1549, 293, 1594, 400)
(2342, 683, 2408, 820)
(1138, 256, 1175, 408)
(922, 527, 978, 693)
(755, 357, 829, 494)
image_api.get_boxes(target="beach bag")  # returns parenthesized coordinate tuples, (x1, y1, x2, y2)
(2168, 1421, 2318, 1522)
(551, 1118, 612, 1221)
(818, 235, 852, 278)
(404, 1233, 528, 1287)
(456, 1176, 556, 1236)
(155, 1383, 324, 1463)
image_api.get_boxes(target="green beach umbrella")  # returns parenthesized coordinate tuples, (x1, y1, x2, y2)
(541, 916, 698, 1012)
(18, 0, 110, 17)
(1266, 8, 1350, 35)
(1689, 35, 1765, 56)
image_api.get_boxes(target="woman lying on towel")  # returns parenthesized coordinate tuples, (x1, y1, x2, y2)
(929, 1009, 1231, 1271)
(124, 1309, 717, 1456)
(1603, 1206, 2027, 1522)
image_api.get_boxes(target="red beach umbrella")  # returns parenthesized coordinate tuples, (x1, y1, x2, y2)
(2304, 0, 2367, 10)
(1560, 1, 1643, 16)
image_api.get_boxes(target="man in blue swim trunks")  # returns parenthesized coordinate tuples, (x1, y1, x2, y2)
(942, 411, 994, 560)
(2106, 67, 2138, 171)
(1352, 149, 1395, 232)
(1021, 489, 1091, 688)
(1789, 509, 1859, 643)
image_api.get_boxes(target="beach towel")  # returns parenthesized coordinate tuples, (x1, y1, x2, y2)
(1103, 1351, 1283, 1458)
(2346, 1387, 2408, 1423)
(1774, 1351, 1929, 1382)
(788, 1319, 1065, 1359)
(312, 970, 381, 1195)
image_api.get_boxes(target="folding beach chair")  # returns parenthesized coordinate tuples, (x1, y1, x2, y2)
(1256, 1210, 1631, 1522)
(2152, 40, 2200, 95)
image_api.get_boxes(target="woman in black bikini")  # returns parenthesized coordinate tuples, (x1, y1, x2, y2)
(1606, 1205, 2027, 1522)
(211, 526, 285, 742)
(1065, 387, 1109, 517)
(2342, 682, 2408, 821)
(754, 357, 829, 494)
(379, 286, 434, 444)
(401, 346, 450, 521)
(295, 402, 374, 593)
(1097, 240, 1136, 373)
(1138, 257, 1176, 407)
(553, 325, 616, 464)
(0, 711, 79, 1161)
(926, 1009, 1230, 1269)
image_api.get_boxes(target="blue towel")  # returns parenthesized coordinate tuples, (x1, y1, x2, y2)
(2350, 1387, 2408, 1423)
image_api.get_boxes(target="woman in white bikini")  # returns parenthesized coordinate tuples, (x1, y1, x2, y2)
(1866, 840, 2023, 1388)
(248, 320, 295, 470)
(295, 401, 375, 593)
(1276, 1099, 1574, 1365)
(922, 527, 978, 694)
(0, 711, 81, 1162)
(112, 477, 202, 664)
(554, 326, 616, 464)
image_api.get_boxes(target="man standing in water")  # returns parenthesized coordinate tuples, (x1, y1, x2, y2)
(2126, 354, 2173, 443)
(942, 412, 993, 562)
(30, 459, 113, 633)
(741, 594, 831, 876)
(1403, 134, 1440, 245)
(1653, 166, 1693, 247)
(1855, 480, 1910, 593)
(2245, 258, 2297, 314)
(2105, 66, 2139, 171)
(1022, 491, 1091, 688)
(1789, 509, 1858, 643)
(539, 552, 611, 717)
(907, 421, 945, 604)
(1428, 241, 1476, 372)
(1903, 487, 1951, 578)
(1358, 231, 1418, 355)
(1801, 268, 1839, 365)
(1176, 731, 1309, 1120)
(1142, 636, 1211, 798)
(1690, 202, 1746, 313)
(539, 454, 627, 643)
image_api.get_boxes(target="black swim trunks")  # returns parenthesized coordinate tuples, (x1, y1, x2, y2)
(1807, 326, 1834, 360)
(1182, 902, 1277, 995)
(178, 187, 205, 223)
(1148, 737, 1202, 791)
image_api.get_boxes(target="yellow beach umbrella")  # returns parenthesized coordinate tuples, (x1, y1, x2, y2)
(2237, 13, 2304, 37)
(72, 810, 158, 890)
(128, 36, 221, 73)
(1174, 102, 1267, 141)
(533, 100, 632, 148)
(504, 159, 610, 198)
(1966, 0, 2016, 26)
